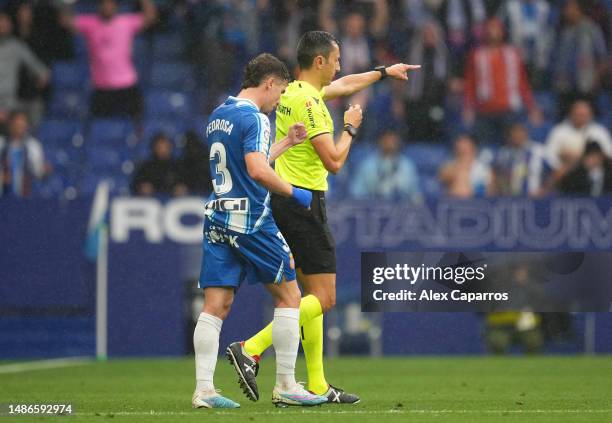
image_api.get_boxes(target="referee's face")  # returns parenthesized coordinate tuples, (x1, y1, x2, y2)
(321, 43, 341, 86)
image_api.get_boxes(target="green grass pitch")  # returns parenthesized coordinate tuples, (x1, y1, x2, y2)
(2, 356, 612, 422)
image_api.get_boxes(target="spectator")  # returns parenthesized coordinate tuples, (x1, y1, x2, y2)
(336, 4, 389, 108)
(438, 0, 487, 76)
(339, 12, 371, 76)
(401, 0, 441, 32)
(320, 0, 389, 40)
(403, 18, 449, 141)
(494, 122, 547, 197)
(10, 1, 74, 63)
(0, 10, 49, 131)
(497, 0, 556, 88)
(177, 130, 212, 195)
(0, 110, 48, 197)
(273, 0, 319, 68)
(558, 140, 612, 196)
(9, 1, 73, 128)
(583, 0, 610, 47)
(64, 0, 157, 122)
(131, 132, 182, 196)
(485, 310, 544, 355)
(439, 134, 492, 197)
(545, 100, 612, 172)
(554, 0, 607, 118)
(350, 130, 422, 203)
(463, 18, 542, 144)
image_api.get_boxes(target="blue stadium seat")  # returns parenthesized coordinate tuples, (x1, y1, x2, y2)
(148, 62, 195, 90)
(145, 90, 195, 119)
(33, 174, 67, 199)
(37, 119, 84, 149)
(73, 0, 98, 13)
(404, 143, 451, 174)
(86, 146, 122, 170)
(604, 111, 612, 132)
(48, 146, 84, 168)
(152, 33, 185, 61)
(598, 93, 611, 112)
(143, 117, 187, 138)
(41, 147, 83, 199)
(48, 88, 89, 119)
(421, 174, 443, 197)
(528, 120, 553, 143)
(133, 36, 151, 80)
(73, 0, 133, 13)
(51, 61, 89, 88)
(534, 90, 556, 120)
(81, 172, 129, 195)
(87, 119, 136, 147)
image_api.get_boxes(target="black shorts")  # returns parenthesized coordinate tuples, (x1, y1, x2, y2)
(271, 188, 336, 275)
(91, 85, 143, 119)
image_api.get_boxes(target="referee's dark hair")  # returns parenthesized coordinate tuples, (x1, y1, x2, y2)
(297, 31, 339, 70)
(242, 53, 290, 89)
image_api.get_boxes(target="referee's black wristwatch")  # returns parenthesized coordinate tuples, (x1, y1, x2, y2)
(374, 65, 387, 80)
(344, 123, 358, 138)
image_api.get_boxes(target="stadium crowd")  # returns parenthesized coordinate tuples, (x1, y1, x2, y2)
(0, 0, 610, 200)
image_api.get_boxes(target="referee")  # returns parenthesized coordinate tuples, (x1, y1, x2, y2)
(233, 31, 420, 404)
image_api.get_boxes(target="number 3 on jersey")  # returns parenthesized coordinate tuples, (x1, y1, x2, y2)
(210, 142, 233, 195)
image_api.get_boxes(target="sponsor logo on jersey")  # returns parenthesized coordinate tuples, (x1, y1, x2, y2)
(306, 103, 315, 128)
(207, 226, 239, 248)
(277, 104, 291, 116)
(205, 197, 249, 212)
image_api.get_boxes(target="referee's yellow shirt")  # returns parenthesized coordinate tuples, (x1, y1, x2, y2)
(275, 80, 334, 191)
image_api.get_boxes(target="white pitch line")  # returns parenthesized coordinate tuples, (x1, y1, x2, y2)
(0, 357, 93, 374)
(75, 409, 612, 417)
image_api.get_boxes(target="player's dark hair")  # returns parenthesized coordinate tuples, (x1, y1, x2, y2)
(297, 31, 339, 70)
(242, 53, 290, 89)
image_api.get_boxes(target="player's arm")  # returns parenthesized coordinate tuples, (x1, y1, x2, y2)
(245, 153, 311, 207)
(311, 104, 362, 174)
(268, 123, 307, 163)
(322, 64, 421, 101)
(244, 114, 311, 207)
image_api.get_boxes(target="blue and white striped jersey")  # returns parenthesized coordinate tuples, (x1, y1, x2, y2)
(204, 96, 272, 234)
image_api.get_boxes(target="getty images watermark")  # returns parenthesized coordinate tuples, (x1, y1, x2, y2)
(370, 262, 507, 303)
(361, 252, 612, 312)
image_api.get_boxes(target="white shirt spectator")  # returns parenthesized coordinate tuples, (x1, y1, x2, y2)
(0, 135, 45, 197)
(545, 120, 612, 169)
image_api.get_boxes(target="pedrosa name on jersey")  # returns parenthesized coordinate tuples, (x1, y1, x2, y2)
(111, 198, 205, 244)
(206, 119, 234, 137)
